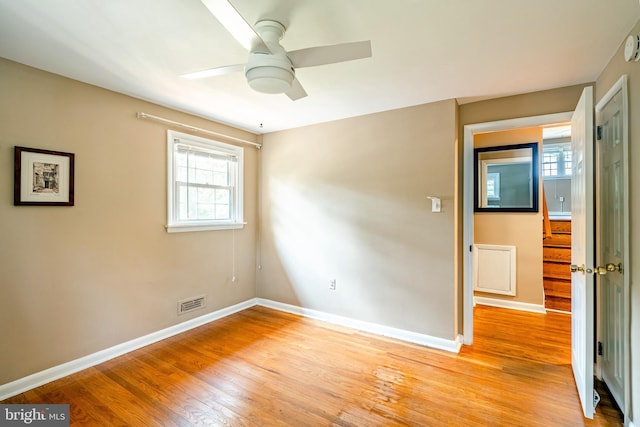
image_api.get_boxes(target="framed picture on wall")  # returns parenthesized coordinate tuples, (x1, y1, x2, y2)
(14, 146, 75, 206)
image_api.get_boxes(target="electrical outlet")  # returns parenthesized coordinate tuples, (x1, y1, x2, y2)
(329, 279, 336, 290)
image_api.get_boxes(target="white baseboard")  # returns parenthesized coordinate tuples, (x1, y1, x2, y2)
(257, 298, 461, 353)
(1, 297, 462, 400)
(0, 298, 257, 401)
(474, 296, 546, 314)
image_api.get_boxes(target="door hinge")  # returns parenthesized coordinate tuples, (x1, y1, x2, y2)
(470, 245, 473, 253)
(597, 341, 603, 356)
(596, 125, 603, 141)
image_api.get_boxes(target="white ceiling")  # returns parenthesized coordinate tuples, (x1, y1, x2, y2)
(0, 0, 638, 134)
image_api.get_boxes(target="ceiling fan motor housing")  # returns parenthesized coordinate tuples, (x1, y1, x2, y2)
(245, 52, 295, 94)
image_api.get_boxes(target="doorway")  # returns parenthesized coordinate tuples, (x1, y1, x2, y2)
(541, 125, 573, 313)
(462, 111, 572, 345)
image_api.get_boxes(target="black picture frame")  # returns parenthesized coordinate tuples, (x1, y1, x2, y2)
(14, 146, 75, 206)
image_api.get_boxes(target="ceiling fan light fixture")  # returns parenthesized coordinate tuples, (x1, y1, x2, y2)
(246, 66, 294, 93)
(245, 51, 294, 94)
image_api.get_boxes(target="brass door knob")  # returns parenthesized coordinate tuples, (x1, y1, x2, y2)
(593, 266, 608, 275)
(570, 264, 585, 274)
(606, 263, 623, 273)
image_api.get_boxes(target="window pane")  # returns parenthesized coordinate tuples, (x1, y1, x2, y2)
(216, 204, 230, 219)
(175, 152, 187, 167)
(187, 186, 198, 219)
(213, 171, 228, 186)
(563, 151, 572, 175)
(212, 159, 228, 172)
(198, 187, 215, 203)
(195, 168, 213, 184)
(195, 155, 213, 170)
(215, 189, 230, 204)
(176, 166, 188, 182)
(177, 182, 235, 221)
(542, 152, 559, 177)
(197, 203, 215, 218)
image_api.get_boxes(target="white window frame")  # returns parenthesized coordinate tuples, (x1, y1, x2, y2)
(166, 130, 244, 233)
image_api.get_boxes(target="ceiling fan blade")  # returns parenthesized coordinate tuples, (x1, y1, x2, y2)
(288, 40, 372, 68)
(286, 78, 307, 101)
(200, 0, 271, 53)
(181, 64, 245, 79)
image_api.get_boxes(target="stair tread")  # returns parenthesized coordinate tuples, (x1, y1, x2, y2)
(544, 273, 571, 280)
(545, 290, 571, 298)
(543, 278, 571, 284)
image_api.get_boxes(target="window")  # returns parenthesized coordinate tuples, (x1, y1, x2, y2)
(542, 142, 572, 178)
(543, 151, 559, 176)
(167, 130, 243, 232)
(486, 172, 500, 200)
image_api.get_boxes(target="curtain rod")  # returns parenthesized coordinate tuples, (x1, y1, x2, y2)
(136, 112, 262, 149)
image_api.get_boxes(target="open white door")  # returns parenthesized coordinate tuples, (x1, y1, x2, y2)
(570, 86, 595, 419)
(596, 75, 629, 419)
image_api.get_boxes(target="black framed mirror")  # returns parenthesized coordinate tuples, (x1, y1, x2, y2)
(474, 142, 539, 212)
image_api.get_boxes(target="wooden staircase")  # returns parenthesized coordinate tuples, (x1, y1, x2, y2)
(543, 219, 572, 312)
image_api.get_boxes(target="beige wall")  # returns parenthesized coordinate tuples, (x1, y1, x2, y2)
(596, 17, 640, 424)
(0, 58, 259, 385)
(258, 100, 459, 340)
(473, 127, 544, 305)
(459, 84, 591, 126)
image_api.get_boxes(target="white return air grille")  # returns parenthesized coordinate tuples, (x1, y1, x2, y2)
(178, 295, 206, 315)
(473, 244, 516, 296)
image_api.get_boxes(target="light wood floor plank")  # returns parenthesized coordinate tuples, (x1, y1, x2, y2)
(2, 305, 623, 426)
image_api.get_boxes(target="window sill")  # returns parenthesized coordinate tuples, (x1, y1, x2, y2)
(166, 222, 245, 233)
(542, 176, 572, 181)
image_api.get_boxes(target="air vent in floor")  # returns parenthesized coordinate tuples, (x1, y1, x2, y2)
(178, 295, 206, 315)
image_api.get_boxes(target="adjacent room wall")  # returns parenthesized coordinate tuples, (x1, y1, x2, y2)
(596, 17, 640, 424)
(0, 58, 259, 385)
(258, 99, 459, 341)
(473, 127, 544, 306)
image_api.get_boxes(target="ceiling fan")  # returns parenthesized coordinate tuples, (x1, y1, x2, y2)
(181, 0, 372, 100)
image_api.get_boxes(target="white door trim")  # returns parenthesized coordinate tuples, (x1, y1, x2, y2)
(594, 74, 630, 422)
(463, 112, 573, 345)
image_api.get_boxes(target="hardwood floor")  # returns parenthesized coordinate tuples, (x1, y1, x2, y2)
(3, 305, 623, 426)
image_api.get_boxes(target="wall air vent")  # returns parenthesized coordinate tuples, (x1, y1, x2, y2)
(178, 295, 206, 315)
